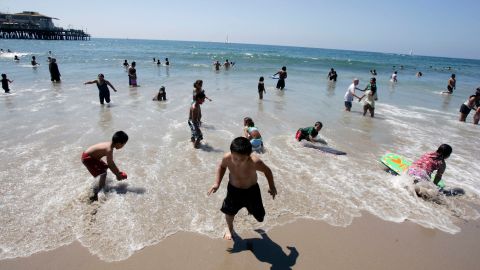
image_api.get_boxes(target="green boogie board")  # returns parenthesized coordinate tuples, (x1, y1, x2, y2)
(380, 153, 445, 188)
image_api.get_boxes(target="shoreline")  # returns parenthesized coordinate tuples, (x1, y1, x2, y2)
(2, 213, 480, 270)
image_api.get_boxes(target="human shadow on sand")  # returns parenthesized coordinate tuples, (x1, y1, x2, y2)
(199, 143, 223, 153)
(105, 182, 146, 195)
(228, 229, 299, 270)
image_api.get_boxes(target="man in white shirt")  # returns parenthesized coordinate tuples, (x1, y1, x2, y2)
(344, 78, 361, 111)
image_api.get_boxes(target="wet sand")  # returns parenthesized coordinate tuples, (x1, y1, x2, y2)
(2, 213, 480, 270)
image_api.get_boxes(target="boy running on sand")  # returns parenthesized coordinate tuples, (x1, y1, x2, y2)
(81, 131, 128, 201)
(207, 137, 277, 240)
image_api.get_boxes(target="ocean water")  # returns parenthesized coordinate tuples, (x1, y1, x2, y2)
(1, 38, 480, 261)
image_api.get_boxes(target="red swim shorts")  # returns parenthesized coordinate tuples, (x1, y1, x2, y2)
(295, 129, 302, 141)
(81, 152, 108, 177)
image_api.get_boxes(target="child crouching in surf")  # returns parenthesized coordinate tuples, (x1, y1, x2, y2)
(243, 117, 264, 153)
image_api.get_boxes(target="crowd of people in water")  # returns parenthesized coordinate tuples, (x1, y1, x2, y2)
(1, 48, 477, 239)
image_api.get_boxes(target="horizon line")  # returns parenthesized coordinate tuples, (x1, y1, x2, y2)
(88, 36, 480, 62)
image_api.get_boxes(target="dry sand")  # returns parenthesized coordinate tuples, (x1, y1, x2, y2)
(1, 213, 480, 270)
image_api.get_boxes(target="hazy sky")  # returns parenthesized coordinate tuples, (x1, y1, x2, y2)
(1, 0, 479, 59)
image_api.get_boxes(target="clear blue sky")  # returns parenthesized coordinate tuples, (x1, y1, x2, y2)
(2, 0, 480, 59)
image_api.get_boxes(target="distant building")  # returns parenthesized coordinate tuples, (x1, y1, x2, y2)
(0, 11, 58, 30)
(0, 11, 89, 40)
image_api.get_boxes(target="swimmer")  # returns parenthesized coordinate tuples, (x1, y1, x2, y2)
(213, 61, 221, 71)
(31, 56, 37, 66)
(223, 59, 231, 69)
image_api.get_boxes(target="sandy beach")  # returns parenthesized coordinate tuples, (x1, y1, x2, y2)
(2, 39, 480, 269)
(2, 213, 480, 270)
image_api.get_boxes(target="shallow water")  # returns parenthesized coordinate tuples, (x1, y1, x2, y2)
(0, 39, 479, 261)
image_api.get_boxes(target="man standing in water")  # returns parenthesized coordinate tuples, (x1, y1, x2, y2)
(445, 74, 456, 94)
(327, 68, 338, 82)
(344, 78, 362, 111)
(273, 66, 287, 90)
(49, 58, 61, 82)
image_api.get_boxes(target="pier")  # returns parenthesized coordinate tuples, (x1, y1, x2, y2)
(0, 11, 90, 41)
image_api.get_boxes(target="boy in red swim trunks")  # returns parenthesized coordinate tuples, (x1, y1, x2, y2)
(81, 131, 129, 201)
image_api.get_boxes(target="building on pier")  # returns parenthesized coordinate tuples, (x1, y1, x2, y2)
(0, 11, 90, 40)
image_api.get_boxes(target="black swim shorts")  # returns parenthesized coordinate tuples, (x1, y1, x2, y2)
(460, 104, 471, 115)
(188, 120, 203, 141)
(221, 183, 265, 222)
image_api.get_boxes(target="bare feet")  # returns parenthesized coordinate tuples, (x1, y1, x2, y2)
(194, 139, 201, 149)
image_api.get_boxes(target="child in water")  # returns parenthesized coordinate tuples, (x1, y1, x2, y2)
(207, 137, 277, 240)
(81, 131, 128, 201)
(153, 86, 167, 101)
(189, 92, 206, 148)
(243, 117, 264, 152)
(407, 144, 451, 187)
(258, 76, 266, 99)
(358, 77, 378, 117)
(295, 122, 323, 142)
(192, 79, 212, 101)
(1, 73, 13, 93)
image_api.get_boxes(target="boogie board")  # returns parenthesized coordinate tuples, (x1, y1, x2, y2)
(303, 143, 346, 155)
(380, 153, 445, 188)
